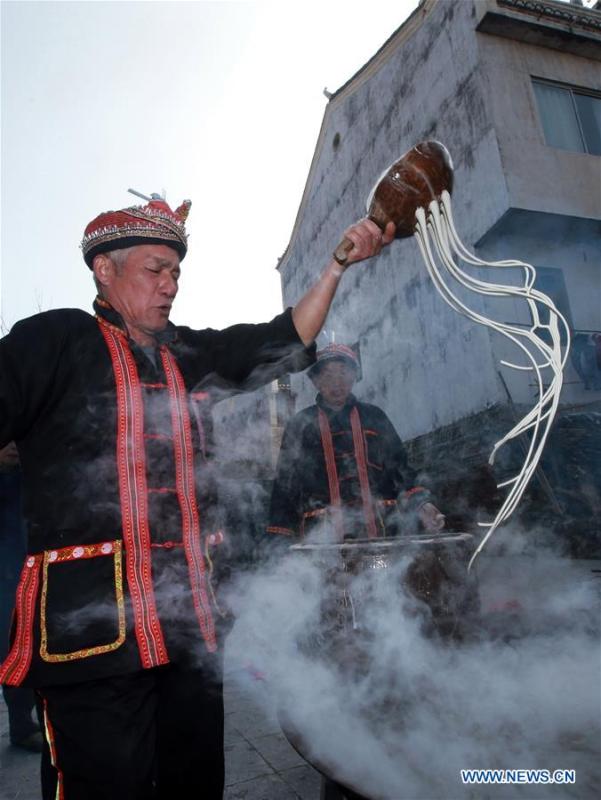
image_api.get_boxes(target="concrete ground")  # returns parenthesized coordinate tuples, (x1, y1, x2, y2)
(0, 658, 322, 800)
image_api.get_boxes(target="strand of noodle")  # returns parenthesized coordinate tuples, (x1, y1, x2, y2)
(425, 211, 564, 536)
(418, 216, 564, 472)
(423, 214, 547, 444)
(426, 202, 570, 439)
(439, 191, 571, 375)
(421, 209, 567, 565)
(439, 191, 537, 289)
(412, 204, 568, 569)
(428, 202, 569, 442)
(416, 219, 544, 561)
(432, 190, 570, 369)
(433, 199, 570, 362)
(414, 210, 547, 531)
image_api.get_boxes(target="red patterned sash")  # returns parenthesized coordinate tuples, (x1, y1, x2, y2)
(98, 319, 169, 668)
(161, 348, 216, 652)
(0, 554, 42, 686)
(350, 407, 378, 539)
(318, 409, 345, 541)
(318, 407, 378, 541)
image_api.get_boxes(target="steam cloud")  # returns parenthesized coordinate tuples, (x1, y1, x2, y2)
(224, 537, 600, 800)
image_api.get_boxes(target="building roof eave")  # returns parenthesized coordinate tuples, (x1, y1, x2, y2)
(476, 0, 601, 59)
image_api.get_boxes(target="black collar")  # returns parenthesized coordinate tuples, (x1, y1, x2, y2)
(93, 296, 178, 345)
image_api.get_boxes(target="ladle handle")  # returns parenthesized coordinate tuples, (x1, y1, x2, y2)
(333, 237, 354, 267)
(333, 214, 388, 267)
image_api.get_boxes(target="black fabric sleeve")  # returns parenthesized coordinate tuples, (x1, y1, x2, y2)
(182, 308, 315, 393)
(378, 410, 418, 495)
(377, 410, 434, 521)
(0, 312, 69, 448)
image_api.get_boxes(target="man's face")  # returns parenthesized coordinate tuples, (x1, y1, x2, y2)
(98, 244, 181, 340)
(312, 360, 357, 409)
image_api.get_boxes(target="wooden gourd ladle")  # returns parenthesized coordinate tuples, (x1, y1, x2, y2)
(333, 140, 453, 265)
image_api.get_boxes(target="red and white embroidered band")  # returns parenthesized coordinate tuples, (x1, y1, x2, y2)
(44, 541, 119, 563)
(42, 698, 65, 800)
(318, 408, 378, 541)
(350, 407, 378, 539)
(0, 554, 42, 686)
(98, 319, 169, 669)
(318, 409, 345, 541)
(161, 347, 216, 652)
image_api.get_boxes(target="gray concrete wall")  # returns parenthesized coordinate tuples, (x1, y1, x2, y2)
(280, 0, 510, 441)
(477, 32, 601, 220)
(279, 0, 601, 441)
(474, 28, 601, 408)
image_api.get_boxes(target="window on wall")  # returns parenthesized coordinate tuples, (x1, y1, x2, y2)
(532, 79, 601, 156)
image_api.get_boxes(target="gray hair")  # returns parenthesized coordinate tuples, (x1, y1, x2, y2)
(93, 247, 135, 295)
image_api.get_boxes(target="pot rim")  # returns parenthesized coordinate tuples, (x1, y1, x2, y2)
(289, 532, 474, 553)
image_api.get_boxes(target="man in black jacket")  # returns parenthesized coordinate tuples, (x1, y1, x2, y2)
(268, 343, 444, 542)
(0, 194, 394, 799)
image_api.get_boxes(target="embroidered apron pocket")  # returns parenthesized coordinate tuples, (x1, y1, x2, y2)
(40, 540, 126, 662)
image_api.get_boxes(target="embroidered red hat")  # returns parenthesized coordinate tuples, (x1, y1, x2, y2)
(81, 196, 191, 268)
(308, 343, 360, 378)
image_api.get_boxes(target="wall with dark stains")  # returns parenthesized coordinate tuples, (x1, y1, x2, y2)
(278, 0, 601, 443)
(280, 0, 508, 442)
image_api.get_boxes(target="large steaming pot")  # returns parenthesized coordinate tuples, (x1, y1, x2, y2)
(279, 532, 479, 800)
(292, 532, 478, 657)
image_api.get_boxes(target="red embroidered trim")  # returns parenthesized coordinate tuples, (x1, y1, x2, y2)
(98, 319, 169, 669)
(350, 407, 378, 539)
(141, 382, 168, 389)
(161, 347, 216, 652)
(150, 541, 184, 549)
(44, 541, 118, 563)
(404, 486, 427, 498)
(42, 698, 65, 800)
(318, 410, 345, 541)
(266, 526, 295, 536)
(0, 555, 42, 686)
(300, 507, 327, 538)
(94, 314, 126, 339)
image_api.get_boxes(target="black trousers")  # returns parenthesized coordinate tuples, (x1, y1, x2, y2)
(37, 660, 224, 800)
(3, 684, 39, 741)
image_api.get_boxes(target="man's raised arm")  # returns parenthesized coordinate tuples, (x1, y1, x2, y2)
(291, 219, 395, 346)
